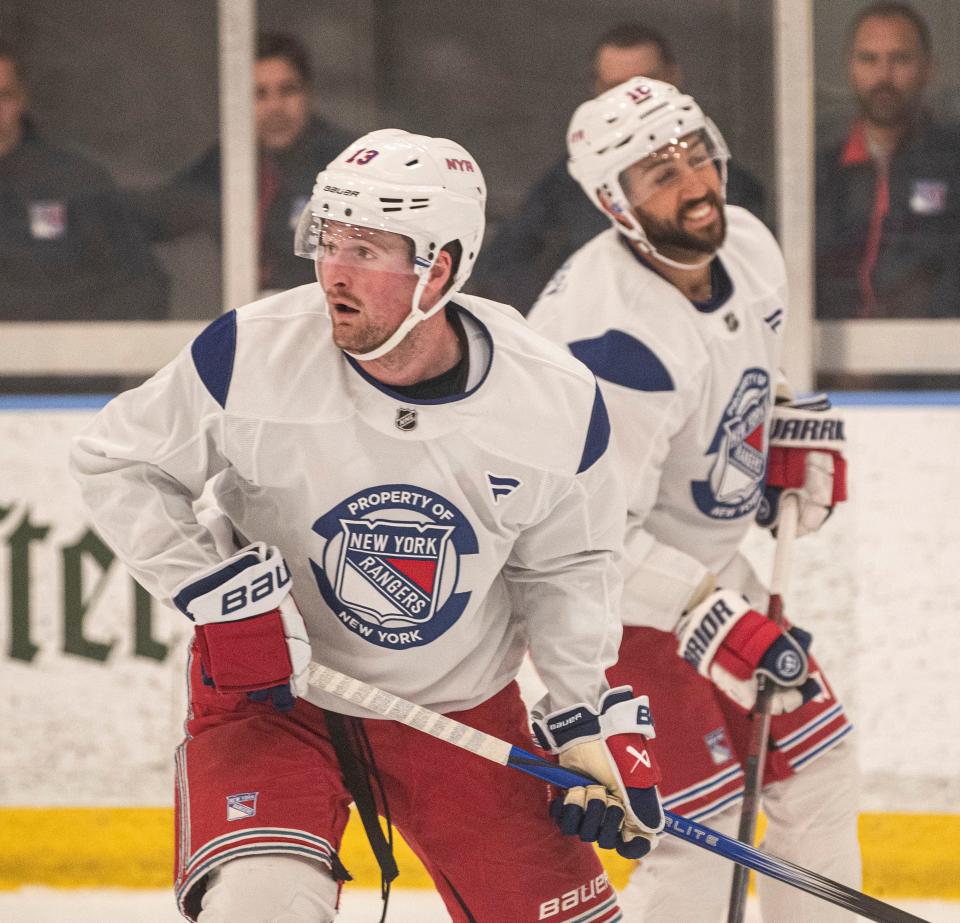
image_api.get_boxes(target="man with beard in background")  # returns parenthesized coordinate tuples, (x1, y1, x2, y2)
(817, 2, 960, 319)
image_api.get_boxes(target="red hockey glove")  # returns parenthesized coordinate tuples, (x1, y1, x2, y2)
(173, 543, 311, 711)
(676, 589, 821, 713)
(533, 687, 664, 859)
(757, 393, 847, 537)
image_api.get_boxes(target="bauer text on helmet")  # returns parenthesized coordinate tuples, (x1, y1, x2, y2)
(566, 78, 730, 270)
(295, 129, 486, 361)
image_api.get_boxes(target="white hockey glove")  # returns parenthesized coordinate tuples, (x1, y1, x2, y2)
(757, 394, 847, 537)
(532, 687, 664, 858)
(676, 589, 821, 714)
(173, 543, 312, 712)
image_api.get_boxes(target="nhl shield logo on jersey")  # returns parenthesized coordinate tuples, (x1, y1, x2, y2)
(309, 484, 478, 650)
(395, 407, 417, 431)
(691, 368, 770, 519)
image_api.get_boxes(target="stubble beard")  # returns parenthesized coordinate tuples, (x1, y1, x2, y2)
(857, 84, 915, 128)
(332, 318, 390, 355)
(636, 190, 727, 258)
(333, 312, 426, 369)
(327, 290, 395, 355)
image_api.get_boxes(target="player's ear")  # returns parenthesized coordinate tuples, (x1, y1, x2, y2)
(434, 249, 454, 281)
(417, 248, 454, 313)
(427, 249, 454, 291)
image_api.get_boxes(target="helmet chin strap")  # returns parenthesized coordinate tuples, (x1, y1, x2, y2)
(341, 268, 457, 363)
(633, 234, 714, 271)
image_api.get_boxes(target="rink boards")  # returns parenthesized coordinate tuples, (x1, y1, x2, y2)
(1, 395, 958, 896)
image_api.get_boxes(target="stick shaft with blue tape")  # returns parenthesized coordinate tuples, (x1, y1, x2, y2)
(306, 662, 927, 923)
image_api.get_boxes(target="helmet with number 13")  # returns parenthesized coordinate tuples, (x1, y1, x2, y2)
(295, 129, 486, 361)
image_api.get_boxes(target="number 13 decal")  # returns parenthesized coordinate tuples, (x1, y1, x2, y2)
(345, 148, 380, 165)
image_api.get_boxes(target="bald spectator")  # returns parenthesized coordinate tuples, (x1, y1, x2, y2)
(470, 22, 766, 313)
(134, 32, 352, 293)
(817, 2, 960, 318)
(0, 41, 168, 320)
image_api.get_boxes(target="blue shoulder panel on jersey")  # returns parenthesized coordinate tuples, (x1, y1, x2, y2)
(577, 382, 611, 474)
(569, 330, 674, 393)
(191, 310, 237, 409)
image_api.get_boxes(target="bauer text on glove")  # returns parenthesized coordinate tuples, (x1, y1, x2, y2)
(173, 542, 312, 710)
(533, 687, 664, 859)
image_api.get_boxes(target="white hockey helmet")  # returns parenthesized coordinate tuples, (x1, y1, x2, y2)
(295, 128, 486, 360)
(567, 77, 730, 269)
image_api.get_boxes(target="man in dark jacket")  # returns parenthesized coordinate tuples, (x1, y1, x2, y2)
(136, 32, 352, 293)
(0, 42, 168, 320)
(816, 2, 960, 318)
(470, 23, 766, 314)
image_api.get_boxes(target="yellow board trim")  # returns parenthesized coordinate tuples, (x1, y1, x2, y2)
(0, 808, 958, 898)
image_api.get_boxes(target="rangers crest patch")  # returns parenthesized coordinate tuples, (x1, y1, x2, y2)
(691, 368, 770, 520)
(704, 728, 733, 766)
(310, 484, 478, 649)
(29, 200, 67, 240)
(226, 792, 258, 821)
(909, 179, 948, 216)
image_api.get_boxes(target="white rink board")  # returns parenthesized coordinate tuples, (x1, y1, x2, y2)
(741, 403, 960, 811)
(0, 400, 958, 810)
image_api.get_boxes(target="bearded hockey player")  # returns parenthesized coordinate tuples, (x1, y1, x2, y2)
(529, 80, 861, 922)
(70, 128, 665, 923)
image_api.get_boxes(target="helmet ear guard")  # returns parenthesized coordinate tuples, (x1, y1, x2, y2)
(566, 78, 730, 270)
(297, 128, 487, 360)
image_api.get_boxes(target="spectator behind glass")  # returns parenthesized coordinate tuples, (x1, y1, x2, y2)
(133, 32, 352, 294)
(469, 22, 767, 314)
(0, 41, 168, 320)
(817, 2, 960, 318)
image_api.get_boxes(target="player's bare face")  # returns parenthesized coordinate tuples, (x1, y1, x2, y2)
(318, 223, 419, 354)
(623, 136, 726, 256)
(255, 57, 310, 151)
(0, 58, 27, 157)
(849, 15, 930, 129)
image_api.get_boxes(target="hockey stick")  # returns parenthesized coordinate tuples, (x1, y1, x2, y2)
(305, 660, 929, 923)
(727, 494, 799, 923)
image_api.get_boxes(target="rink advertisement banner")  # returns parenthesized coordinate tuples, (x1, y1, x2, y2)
(1, 398, 959, 820)
(0, 400, 189, 807)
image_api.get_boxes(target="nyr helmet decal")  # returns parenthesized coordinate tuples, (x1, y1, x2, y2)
(691, 368, 770, 519)
(309, 484, 478, 650)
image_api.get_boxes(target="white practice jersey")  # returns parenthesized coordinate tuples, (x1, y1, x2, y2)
(529, 207, 787, 632)
(71, 286, 624, 719)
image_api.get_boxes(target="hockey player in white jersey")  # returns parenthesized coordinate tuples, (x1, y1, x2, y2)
(70, 128, 665, 923)
(529, 80, 862, 921)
